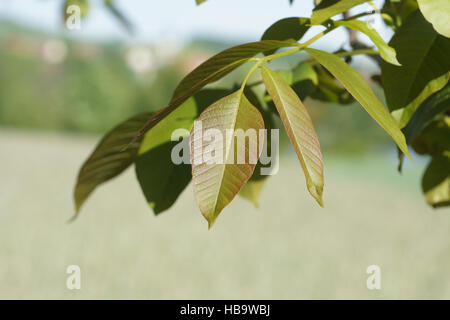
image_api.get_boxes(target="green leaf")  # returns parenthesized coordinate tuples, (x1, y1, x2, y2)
(422, 155, 450, 208)
(399, 84, 450, 171)
(381, 0, 418, 28)
(136, 89, 229, 215)
(136, 141, 192, 215)
(310, 64, 353, 104)
(196, 0, 207, 4)
(261, 65, 324, 206)
(306, 48, 410, 157)
(417, 0, 450, 37)
(239, 87, 275, 207)
(261, 17, 310, 55)
(311, 0, 370, 25)
(74, 112, 151, 214)
(190, 90, 265, 228)
(412, 116, 450, 156)
(381, 11, 450, 128)
(334, 20, 400, 65)
(136, 40, 297, 138)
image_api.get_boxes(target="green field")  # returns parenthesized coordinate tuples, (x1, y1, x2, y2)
(1, 128, 449, 299)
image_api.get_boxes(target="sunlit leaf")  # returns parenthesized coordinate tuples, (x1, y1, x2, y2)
(422, 155, 450, 208)
(381, 11, 450, 128)
(136, 40, 297, 139)
(306, 48, 410, 158)
(266, 61, 319, 111)
(334, 20, 400, 65)
(74, 112, 151, 214)
(261, 17, 309, 55)
(261, 65, 324, 206)
(311, 0, 370, 25)
(417, 0, 450, 37)
(196, 0, 207, 4)
(190, 90, 265, 228)
(136, 89, 229, 215)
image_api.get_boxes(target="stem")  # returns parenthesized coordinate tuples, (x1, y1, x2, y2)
(342, 10, 376, 21)
(336, 48, 378, 57)
(240, 61, 262, 90)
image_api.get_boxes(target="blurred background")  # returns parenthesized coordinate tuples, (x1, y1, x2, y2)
(0, 0, 449, 299)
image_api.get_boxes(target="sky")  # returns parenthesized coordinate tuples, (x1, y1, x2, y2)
(0, 0, 389, 49)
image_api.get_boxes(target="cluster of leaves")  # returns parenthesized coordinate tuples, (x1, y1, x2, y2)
(74, 0, 450, 228)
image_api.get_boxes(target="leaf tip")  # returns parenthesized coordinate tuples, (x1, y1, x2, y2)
(308, 185, 324, 208)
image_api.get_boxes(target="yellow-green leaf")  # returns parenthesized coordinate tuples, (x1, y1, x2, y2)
(311, 0, 370, 25)
(334, 20, 400, 66)
(190, 91, 265, 228)
(261, 65, 324, 206)
(306, 48, 410, 158)
(418, 0, 450, 37)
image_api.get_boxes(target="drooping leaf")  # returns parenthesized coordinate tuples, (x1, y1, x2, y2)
(261, 65, 324, 206)
(398, 84, 450, 171)
(74, 112, 151, 214)
(136, 89, 229, 215)
(311, 0, 370, 25)
(334, 20, 400, 65)
(381, 11, 450, 128)
(238, 87, 276, 207)
(261, 17, 310, 55)
(417, 0, 450, 37)
(190, 90, 265, 228)
(422, 155, 450, 208)
(306, 48, 410, 157)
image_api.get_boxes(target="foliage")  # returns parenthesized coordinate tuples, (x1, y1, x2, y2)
(74, 0, 450, 228)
